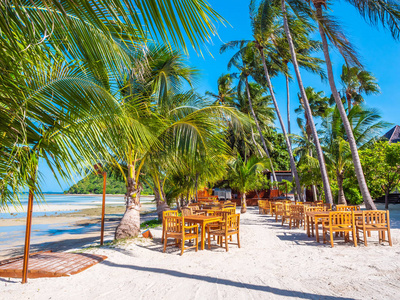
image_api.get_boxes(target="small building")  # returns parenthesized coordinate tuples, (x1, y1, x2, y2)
(383, 125, 400, 143)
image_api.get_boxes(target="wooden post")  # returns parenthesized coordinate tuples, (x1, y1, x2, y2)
(22, 188, 34, 284)
(100, 171, 107, 245)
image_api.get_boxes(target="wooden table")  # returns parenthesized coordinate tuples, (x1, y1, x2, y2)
(305, 211, 363, 243)
(194, 209, 223, 216)
(184, 215, 222, 250)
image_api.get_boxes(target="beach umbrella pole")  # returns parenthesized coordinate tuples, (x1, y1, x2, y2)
(22, 188, 34, 284)
(100, 171, 107, 245)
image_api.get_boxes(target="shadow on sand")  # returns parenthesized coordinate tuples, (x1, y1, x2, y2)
(102, 260, 355, 300)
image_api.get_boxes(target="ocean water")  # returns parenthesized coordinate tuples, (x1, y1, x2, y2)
(0, 194, 155, 219)
(0, 194, 156, 253)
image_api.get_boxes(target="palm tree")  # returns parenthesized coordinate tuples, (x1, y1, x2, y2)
(321, 105, 390, 205)
(308, 0, 399, 209)
(227, 155, 267, 213)
(222, 2, 325, 201)
(295, 87, 330, 200)
(268, 11, 326, 136)
(112, 46, 246, 238)
(206, 74, 237, 105)
(1, 0, 227, 207)
(274, 0, 334, 204)
(233, 82, 277, 159)
(340, 65, 380, 110)
(221, 46, 278, 182)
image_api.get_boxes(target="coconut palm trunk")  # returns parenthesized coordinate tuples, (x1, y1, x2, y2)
(245, 76, 278, 182)
(115, 156, 142, 239)
(258, 49, 303, 201)
(286, 74, 291, 136)
(251, 127, 264, 157)
(153, 175, 170, 221)
(241, 193, 247, 213)
(313, 2, 376, 210)
(280, 0, 333, 205)
(337, 171, 347, 205)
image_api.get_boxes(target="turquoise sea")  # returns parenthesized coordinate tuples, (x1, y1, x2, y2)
(0, 194, 155, 255)
(0, 193, 154, 219)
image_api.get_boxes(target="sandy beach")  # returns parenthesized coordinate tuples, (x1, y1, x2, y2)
(2, 205, 400, 300)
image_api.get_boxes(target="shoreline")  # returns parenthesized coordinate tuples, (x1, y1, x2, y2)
(61, 193, 155, 197)
(0, 204, 158, 259)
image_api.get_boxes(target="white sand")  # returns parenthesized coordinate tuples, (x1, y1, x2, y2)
(2, 207, 400, 300)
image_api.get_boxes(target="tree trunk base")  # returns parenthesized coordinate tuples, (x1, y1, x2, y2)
(157, 201, 170, 221)
(115, 205, 141, 240)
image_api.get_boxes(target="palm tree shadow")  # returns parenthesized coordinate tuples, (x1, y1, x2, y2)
(101, 260, 355, 300)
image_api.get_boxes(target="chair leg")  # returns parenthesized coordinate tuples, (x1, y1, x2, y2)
(363, 230, 368, 247)
(237, 232, 241, 248)
(387, 228, 393, 246)
(163, 236, 168, 253)
(352, 228, 357, 247)
(330, 230, 334, 248)
(181, 239, 185, 256)
(225, 236, 229, 252)
(195, 235, 198, 252)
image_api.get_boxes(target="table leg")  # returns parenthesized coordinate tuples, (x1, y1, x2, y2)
(315, 218, 319, 243)
(307, 215, 310, 237)
(201, 222, 206, 250)
(311, 217, 315, 237)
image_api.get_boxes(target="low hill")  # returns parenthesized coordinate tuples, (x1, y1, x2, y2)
(65, 174, 153, 195)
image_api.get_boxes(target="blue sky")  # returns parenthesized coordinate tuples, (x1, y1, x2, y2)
(40, 1, 400, 192)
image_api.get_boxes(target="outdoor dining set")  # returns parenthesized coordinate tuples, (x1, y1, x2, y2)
(162, 200, 240, 255)
(258, 200, 392, 247)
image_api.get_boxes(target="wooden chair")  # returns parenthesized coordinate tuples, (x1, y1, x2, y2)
(258, 200, 266, 214)
(207, 214, 240, 252)
(356, 210, 392, 246)
(280, 203, 291, 225)
(223, 207, 236, 215)
(322, 211, 357, 248)
(206, 210, 230, 240)
(288, 205, 304, 229)
(303, 205, 326, 231)
(163, 216, 199, 255)
(275, 203, 290, 223)
(181, 207, 193, 216)
(336, 205, 360, 211)
(162, 210, 178, 243)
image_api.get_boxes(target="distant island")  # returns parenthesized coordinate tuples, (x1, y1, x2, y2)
(65, 173, 153, 195)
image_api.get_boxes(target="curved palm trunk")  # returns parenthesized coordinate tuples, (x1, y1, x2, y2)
(286, 74, 291, 137)
(304, 112, 318, 202)
(115, 153, 141, 239)
(154, 177, 170, 221)
(258, 50, 303, 202)
(245, 77, 277, 182)
(337, 171, 347, 205)
(115, 176, 141, 239)
(314, 3, 376, 210)
(251, 127, 264, 157)
(281, 0, 333, 205)
(241, 193, 247, 213)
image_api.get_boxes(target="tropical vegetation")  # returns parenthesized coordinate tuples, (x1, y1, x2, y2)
(2, 0, 400, 242)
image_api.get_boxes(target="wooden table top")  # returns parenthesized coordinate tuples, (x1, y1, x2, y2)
(184, 215, 222, 222)
(305, 211, 363, 217)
